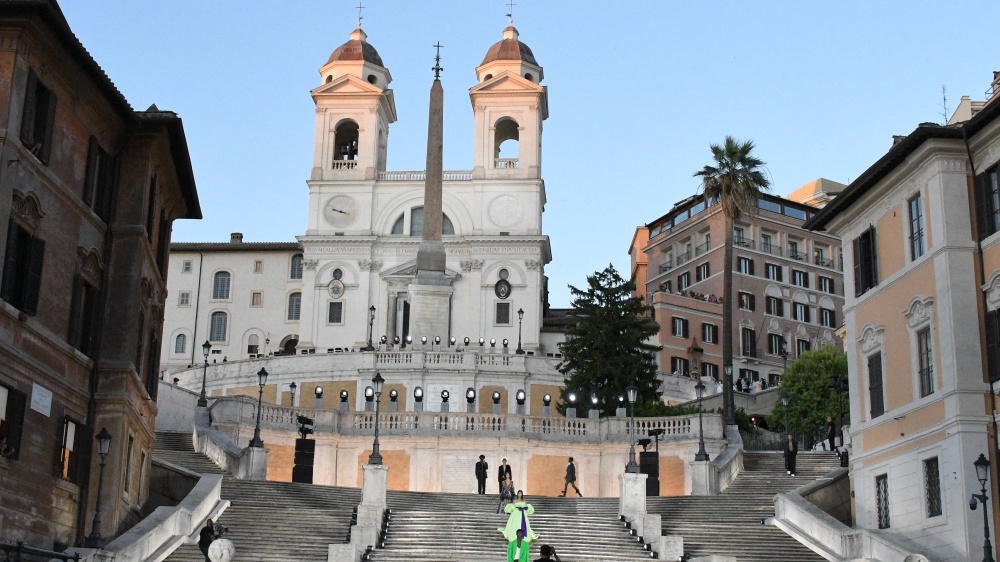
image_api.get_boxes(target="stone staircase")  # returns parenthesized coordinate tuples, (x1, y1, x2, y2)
(647, 451, 843, 561)
(154, 431, 361, 562)
(368, 491, 654, 561)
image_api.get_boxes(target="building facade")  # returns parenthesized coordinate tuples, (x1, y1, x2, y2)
(805, 78, 1000, 560)
(0, 1, 200, 550)
(639, 185, 846, 402)
(161, 23, 555, 372)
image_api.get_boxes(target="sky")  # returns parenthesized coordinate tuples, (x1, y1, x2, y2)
(60, 1, 998, 307)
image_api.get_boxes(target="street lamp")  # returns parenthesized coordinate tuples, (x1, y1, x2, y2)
(364, 306, 376, 351)
(466, 387, 476, 412)
(625, 384, 640, 473)
(971, 453, 996, 562)
(198, 340, 211, 406)
(249, 367, 268, 448)
(84, 427, 112, 548)
(289, 382, 297, 407)
(368, 373, 384, 465)
(315, 386, 324, 409)
(694, 379, 709, 461)
(723, 364, 735, 425)
(516, 308, 525, 354)
(781, 391, 790, 437)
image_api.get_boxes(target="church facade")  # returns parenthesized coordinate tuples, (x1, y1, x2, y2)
(161, 24, 556, 371)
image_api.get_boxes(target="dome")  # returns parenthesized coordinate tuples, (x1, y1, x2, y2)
(327, 28, 384, 67)
(480, 26, 537, 66)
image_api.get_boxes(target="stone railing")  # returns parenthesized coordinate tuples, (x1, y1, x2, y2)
(494, 158, 519, 169)
(377, 170, 473, 181)
(331, 160, 358, 170)
(208, 395, 724, 444)
(195, 409, 268, 480)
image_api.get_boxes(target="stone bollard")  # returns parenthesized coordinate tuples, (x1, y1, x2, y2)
(658, 536, 684, 560)
(618, 472, 647, 522)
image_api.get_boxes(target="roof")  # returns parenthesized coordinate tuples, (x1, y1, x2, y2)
(481, 26, 538, 66)
(327, 27, 384, 67)
(171, 242, 301, 252)
(136, 109, 201, 219)
(541, 308, 577, 332)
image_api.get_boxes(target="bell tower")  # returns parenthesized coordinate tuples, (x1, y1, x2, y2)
(310, 26, 396, 183)
(470, 24, 548, 180)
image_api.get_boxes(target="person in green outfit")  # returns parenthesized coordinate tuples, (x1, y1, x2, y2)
(499, 490, 540, 542)
(507, 529, 530, 562)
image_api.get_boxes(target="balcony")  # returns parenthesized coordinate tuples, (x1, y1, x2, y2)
(694, 241, 712, 255)
(760, 242, 782, 256)
(378, 170, 473, 181)
(658, 259, 674, 273)
(814, 256, 835, 269)
(331, 160, 358, 170)
(788, 250, 808, 261)
(495, 158, 519, 169)
(734, 238, 755, 250)
(676, 250, 693, 266)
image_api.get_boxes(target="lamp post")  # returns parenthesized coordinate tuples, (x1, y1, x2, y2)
(368, 373, 384, 465)
(315, 386, 324, 409)
(198, 340, 211, 406)
(84, 427, 112, 548)
(781, 391, 790, 437)
(466, 387, 476, 412)
(694, 379, 709, 461)
(364, 306, 376, 351)
(516, 308, 525, 354)
(972, 453, 996, 562)
(625, 384, 640, 473)
(723, 364, 735, 425)
(249, 367, 268, 448)
(289, 382, 297, 407)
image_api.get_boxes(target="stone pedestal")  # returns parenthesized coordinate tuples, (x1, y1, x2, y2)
(407, 282, 453, 346)
(237, 446, 269, 481)
(361, 463, 389, 510)
(690, 459, 717, 496)
(566, 407, 576, 418)
(658, 536, 684, 560)
(618, 472, 647, 520)
(328, 543, 355, 562)
(588, 410, 599, 420)
(493, 404, 501, 414)
(616, 407, 626, 417)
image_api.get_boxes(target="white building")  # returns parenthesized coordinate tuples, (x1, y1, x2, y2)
(161, 23, 554, 372)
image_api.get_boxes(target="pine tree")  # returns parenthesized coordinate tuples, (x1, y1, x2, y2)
(557, 264, 662, 416)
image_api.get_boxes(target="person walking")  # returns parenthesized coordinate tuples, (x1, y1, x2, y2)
(507, 529, 531, 562)
(475, 454, 489, 494)
(826, 415, 836, 452)
(499, 490, 539, 542)
(198, 518, 217, 562)
(498, 457, 512, 494)
(558, 457, 582, 497)
(784, 433, 797, 476)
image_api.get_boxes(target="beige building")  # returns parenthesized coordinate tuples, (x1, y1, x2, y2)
(0, 1, 200, 551)
(637, 185, 846, 402)
(805, 75, 1000, 561)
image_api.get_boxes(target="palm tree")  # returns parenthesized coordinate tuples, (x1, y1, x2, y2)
(694, 136, 770, 425)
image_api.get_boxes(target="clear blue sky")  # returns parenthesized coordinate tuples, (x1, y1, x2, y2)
(60, 1, 997, 307)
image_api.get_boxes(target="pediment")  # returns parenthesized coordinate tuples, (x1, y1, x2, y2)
(381, 260, 460, 280)
(312, 74, 385, 96)
(469, 71, 544, 94)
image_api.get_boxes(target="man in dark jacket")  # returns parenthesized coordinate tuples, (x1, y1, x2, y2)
(559, 457, 582, 497)
(475, 454, 489, 494)
(198, 518, 217, 561)
(784, 434, 797, 476)
(498, 457, 512, 493)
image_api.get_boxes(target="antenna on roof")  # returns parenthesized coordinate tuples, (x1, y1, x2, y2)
(506, 0, 516, 25)
(940, 84, 948, 125)
(355, 1, 365, 28)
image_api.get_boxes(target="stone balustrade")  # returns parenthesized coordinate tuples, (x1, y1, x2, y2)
(377, 170, 473, 181)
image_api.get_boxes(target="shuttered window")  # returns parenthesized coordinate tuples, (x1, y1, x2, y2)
(0, 385, 27, 460)
(67, 275, 99, 357)
(19, 69, 57, 165)
(986, 310, 1000, 382)
(1, 219, 45, 315)
(868, 352, 885, 419)
(853, 227, 879, 296)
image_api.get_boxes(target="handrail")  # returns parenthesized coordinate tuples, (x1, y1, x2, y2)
(0, 541, 80, 561)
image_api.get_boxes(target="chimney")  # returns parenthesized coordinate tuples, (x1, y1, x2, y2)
(230, 232, 244, 243)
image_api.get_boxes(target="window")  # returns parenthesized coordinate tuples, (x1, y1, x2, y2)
(209, 311, 228, 342)
(182, 260, 192, 273)
(660, 280, 672, 293)
(408, 207, 456, 236)
(1, 219, 46, 315)
(792, 269, 809, 288)
(247, 334, 259, 355)
(733, 226, 745, 244)
(496, 302, 511, 325)
(179, 291, 191, 306)
(868, 352, 884, 418)
(287, 292, 301, 321)
(672, 317, 689, 338)
(820, 308, 836, 328)
(670, 357, 690, 376)
(696, 262, 710, 282)
(977, 166, 1000, 240)
(765, 263, 782, 282)
(875, 474, 890, 529)
(124, 434, 134, 494)
(702, 323, 718, 344)
(853, 227, 879, 296)
(909, 194, 925, 259)
(145, 176, 157, 241)
(768, 333, 784, 356)
(923, 457, 942, 518)
(677, 272, 690, 291)
(738, 292, 755, 311)
(788, 240, 801, 259)
(793, 302, 810, 323)
(766, 296, 784, 317)
(290, 254, 303, 279)
(987, 309, 1000, 381)
(328, 301, 344, 324)
(796, 338, 811, 356)
(59, 418, 89, 484)
(174, 334, 187, 354)
(703, 363, 718, 381)
(67, 275, 98, 356)
(761, 233, 774, 253)
(82, 137, 116, 221)
(254, 260, 264, 274)
(917, 328, 933, 397)
(737, 257, 754, 276)
(819, 276, 835, 294)
(212, 271, 231, 300)
(0, 385, 27, 460)
(20, 69, 57, 165)
(740, 327, 756, 357)
(251, 292, 263, 307)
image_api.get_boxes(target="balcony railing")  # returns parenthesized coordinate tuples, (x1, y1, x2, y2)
(760, 242, 782, 256)
(814, 256, 835, 268)
(331, 160, 358, 170)
(788, 250, 808, 261)
(658, 259, 674, 273)
(694, 241, 712, 255)
(378, 170, 473, 181)
(495, 158, 519, 169)
(740, 346, 759, 359)
(734, 238, 755, 249)
(676, 250, 693, 265)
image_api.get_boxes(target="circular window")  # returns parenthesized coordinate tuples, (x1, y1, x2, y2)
(332, 268, 344, 280)
(498, 268, 509, 280)
(326, 75, 333, 83)
(484, 74, 493, 81)
(524, 73, 534, 82)
(367, 75, 377, 85)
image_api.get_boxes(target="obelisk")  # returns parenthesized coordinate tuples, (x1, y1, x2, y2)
(408, 45, 453, 343)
